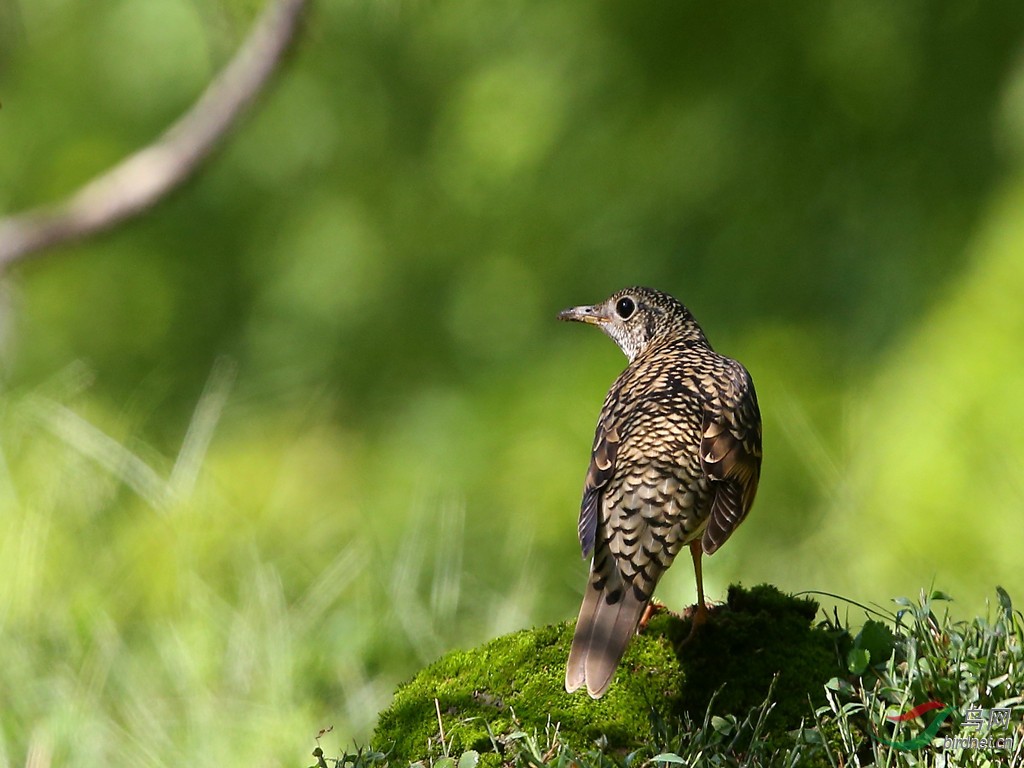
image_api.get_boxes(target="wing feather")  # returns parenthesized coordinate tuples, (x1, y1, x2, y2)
(579, 422, 619, 557)
(700, 363, 762, 554)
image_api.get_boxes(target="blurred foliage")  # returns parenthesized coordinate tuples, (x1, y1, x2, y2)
(2, 0, 1024, 763)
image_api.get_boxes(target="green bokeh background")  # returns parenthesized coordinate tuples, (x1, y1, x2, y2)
(2, 0, 1024, 764)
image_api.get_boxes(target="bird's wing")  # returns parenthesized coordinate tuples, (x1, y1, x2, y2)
(700, 362, 762, 554)
(579, 420, 619, 557)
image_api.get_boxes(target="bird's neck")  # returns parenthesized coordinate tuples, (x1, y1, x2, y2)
(632, 333, 712, 364)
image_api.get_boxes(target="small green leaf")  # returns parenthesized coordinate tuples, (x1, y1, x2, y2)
(650, 753, 688, 765)
(801, 728, 824, 745)
(825, 676, 854, 695)
(930, 590, 953, 602)
(847, 647, 870, 675)
(987, 673, 1009, 690)
(458, 751, 479, 768)
(710, 715, 734, 735)
(996, 586, 1013, 615)
(434, 758, 455, 768)
(857, 619, 896, 666)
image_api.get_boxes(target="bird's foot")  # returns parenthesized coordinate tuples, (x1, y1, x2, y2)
(638, 600, 666, 633)
(681, 601, 710, 645)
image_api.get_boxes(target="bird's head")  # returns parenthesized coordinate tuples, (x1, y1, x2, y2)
(557, 286, 706, 362)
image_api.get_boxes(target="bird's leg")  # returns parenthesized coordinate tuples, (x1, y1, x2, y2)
(638, 600, 664, 632)
(684, 540, 709, 642)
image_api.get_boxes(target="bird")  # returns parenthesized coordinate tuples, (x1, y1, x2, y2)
(558, 286, 762, 699)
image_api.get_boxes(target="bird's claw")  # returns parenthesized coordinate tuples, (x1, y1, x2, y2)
(681, 601, 711, 645)
(637, 600, 666, 633)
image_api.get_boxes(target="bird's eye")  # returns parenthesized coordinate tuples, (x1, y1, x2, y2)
(615, 296, 636, 319)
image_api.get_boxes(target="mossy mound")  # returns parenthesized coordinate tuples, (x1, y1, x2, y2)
(672, 584, 839, 729)
(372, 620, 682, 762)
(373, 584, 841, 765)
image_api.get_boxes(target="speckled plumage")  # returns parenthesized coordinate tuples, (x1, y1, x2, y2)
(559, 287, 762, 698)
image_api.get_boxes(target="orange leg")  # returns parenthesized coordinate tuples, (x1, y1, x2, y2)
(685, 540, 708, 641)
(638, 600, 663, 632)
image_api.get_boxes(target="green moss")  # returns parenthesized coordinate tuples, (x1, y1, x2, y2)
(372, 584, 842, 765)
(669, 584, 838, 729)
(372, 621, 682, 761)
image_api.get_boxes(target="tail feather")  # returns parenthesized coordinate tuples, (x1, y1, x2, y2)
(565, 580, 648, 698)
(565, 582, 600, 693)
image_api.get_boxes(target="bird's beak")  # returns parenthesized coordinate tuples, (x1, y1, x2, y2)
(557, 304, 609, 325)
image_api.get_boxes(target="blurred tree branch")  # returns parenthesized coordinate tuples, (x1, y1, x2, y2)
(0, 0, 309, 270)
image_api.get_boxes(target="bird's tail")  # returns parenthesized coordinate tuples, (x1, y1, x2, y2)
(565, 577, 648, 698)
